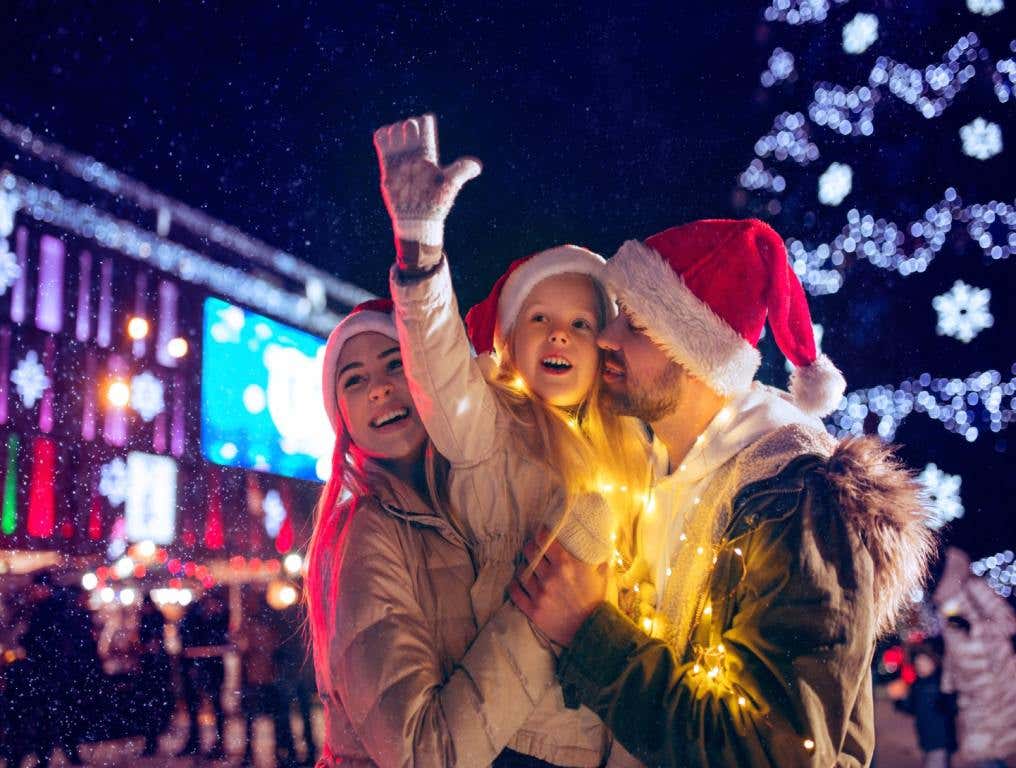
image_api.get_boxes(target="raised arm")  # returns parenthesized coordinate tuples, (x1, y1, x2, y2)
(329, 506, 558, 768)
(374, 114, 499, 463)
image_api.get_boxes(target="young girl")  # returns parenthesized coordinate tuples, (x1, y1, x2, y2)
(376, 115, 650, 767)
(305, 299, 574, 767)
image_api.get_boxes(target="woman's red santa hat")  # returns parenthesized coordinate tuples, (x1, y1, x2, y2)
(464, 244, 607, 357)
(321, 298, 398, 435)
(603, 218, 846, 417)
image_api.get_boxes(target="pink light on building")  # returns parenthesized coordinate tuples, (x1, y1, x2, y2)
(156, 280, 179, 368)
(39, 336, 56, 433)
(82, 351, 97, 441)
(0, 327, 9, 425)
(35, 235, 65, 334)
(132, 271, 148, 359)
(171, 373, 185, 457)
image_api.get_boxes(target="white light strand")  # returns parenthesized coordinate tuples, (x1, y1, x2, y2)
(1, 173, 344, 336)
(786, 191, 1014, 296)
(971, 549, 1015, 598)
(761, 48, 796, 88)
(0, 115, 373, 310)
(993, 41, 1016, 103)
(763, 0, 849, 25)
(826, 366, 1015, 443)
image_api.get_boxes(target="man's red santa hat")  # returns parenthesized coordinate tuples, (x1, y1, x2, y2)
(464, 244, 606, 357)
(603, 218, 845, 416)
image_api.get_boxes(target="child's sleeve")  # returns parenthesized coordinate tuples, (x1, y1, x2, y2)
(390, 259, 499, 465)
(554, 492, 616, 564)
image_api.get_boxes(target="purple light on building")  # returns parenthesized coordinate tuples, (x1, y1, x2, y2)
(104, 354, 128, 447)
(133, 271, 147, 359)
(82, 351, 97, 441)
(153, 412, 167, 453)
(96, 258, 113, 348)
(35, 235, 65, 334)
(0, 326, 10, 425)
(10, 227, 28, 324)
(156, 280, 179, 368)
(39, 336, 56, 433)
(171, 374, 185, 457)
(76, 250, 92, 342)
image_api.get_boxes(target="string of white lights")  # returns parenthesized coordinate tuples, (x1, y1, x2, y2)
(826, 366, 1015, 443)
(971, 549, 1016, 598)
(1, 172, 344, 336)
(0, 114, 374, 310)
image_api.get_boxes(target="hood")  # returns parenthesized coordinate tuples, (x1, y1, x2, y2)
(822, 435, 938, 636)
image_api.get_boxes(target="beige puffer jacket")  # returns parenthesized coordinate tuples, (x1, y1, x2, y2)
(314, 473, 560, 768)
(390, 260, 635, 767)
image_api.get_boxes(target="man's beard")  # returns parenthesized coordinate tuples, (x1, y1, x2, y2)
(603, 359, 683, 422)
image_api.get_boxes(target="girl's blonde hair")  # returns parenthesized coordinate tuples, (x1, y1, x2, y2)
(489, 275, 651, 567)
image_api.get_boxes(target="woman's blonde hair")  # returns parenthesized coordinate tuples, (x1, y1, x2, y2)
(489, 274, 651, 567)
(304, 404, 451, 677)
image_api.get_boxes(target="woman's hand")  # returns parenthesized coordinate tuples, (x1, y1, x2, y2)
(373, 114, 481, 269)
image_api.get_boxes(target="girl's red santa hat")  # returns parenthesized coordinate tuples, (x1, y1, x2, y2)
(321, 298, 398, 435)
(603, 218, 846, 417)
(464, 244, 607, 357)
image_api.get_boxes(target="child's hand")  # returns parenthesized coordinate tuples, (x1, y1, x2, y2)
(373, 114, 482, 253)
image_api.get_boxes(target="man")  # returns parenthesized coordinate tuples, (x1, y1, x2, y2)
(512, 219, 936, 767)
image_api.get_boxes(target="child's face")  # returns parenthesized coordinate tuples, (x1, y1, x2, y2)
(512, 273, 602, 408)
(914, 653, 937, 678)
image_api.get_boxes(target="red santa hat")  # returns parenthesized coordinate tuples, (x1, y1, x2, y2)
(464, 244, 607, 357)
(603, 219, 845, 416)
(321, 298, 398, 435)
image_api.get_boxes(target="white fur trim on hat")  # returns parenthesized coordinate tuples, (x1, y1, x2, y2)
(789, 353, 846, 417)
(603, 239, 761, 396)
(495, 245, 607, 351)
(321, 310, 398, 434)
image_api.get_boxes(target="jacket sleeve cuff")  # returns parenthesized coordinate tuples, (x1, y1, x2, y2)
(389, 256, 454, 315)
(557, 602, 644, 709)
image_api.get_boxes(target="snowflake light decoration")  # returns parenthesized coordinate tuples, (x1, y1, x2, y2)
(130, 371, 165, 422)
(842, 14, 879, 55)
(918, 464, 964, 530)
(0, 244, 21, 295)
(10, 350, 50, 408)
(761, 48, 796, 88)
(818, 163, 852, 205)
(263, 489, 286, 537)
(967, 0, 1004, 15)
(99, 458, 128, 507)
(933, 280, 993, 343)
(960, 118, 1003, 160)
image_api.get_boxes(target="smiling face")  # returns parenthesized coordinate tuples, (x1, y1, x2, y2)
(596, 307, 686, 422)
(334, 331, 427, 466)
(510, 272, 604, 408)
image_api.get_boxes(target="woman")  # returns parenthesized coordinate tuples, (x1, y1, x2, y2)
(305, 299, 565, 767)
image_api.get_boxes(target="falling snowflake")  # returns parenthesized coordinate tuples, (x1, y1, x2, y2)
(263, 489, 287, 537)
(932, 280, 993, 343)
(842, 13, 879, 55)
(0, 244, 21, 296)
(960, 118, 1003, 160)
(99, 458, 128, 507)
(130, 371, 165, 422)
(10, 350, 51, 408)
(818, 162, 852, 205)
(966, 0, 1004, 15)
(918, 463, 964, 530)
(0, 190, 18, 238)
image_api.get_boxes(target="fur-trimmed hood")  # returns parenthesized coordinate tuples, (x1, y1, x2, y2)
(821, 435, 937, 636)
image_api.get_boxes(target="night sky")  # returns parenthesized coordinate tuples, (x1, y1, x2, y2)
(2, 2, 1012, 565)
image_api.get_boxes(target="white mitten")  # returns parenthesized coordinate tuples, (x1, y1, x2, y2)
(373, 113, 482, 246)
(554, 491, 616, 565)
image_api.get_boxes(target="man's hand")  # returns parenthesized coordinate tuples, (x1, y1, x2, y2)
(510, 527, 610, 647)
(373, 114, 481, 267)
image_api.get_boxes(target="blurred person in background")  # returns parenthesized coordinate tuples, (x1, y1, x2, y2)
(934, 547, 1016, 768)
(176, 586, 231, 759)
(273, 594, 317, 765)
(891, 639, 956, 768)
(136, 592, 174, 756)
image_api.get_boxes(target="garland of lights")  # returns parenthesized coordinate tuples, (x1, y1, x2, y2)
(0, 114, 373, 310)
(1, 173, 344, 336)
(827, 366, 1015, 443)
(971, 550, 1016, 598)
